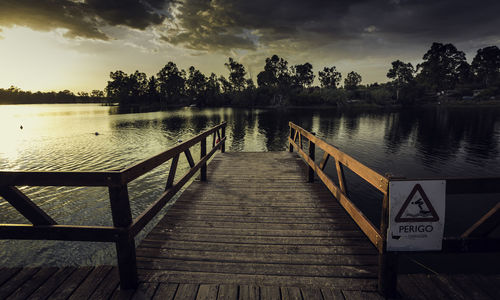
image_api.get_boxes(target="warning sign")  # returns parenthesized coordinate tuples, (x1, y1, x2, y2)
(387, 180, 445, 251)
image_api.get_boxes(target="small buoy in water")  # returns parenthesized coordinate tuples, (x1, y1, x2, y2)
(20, 125, 23, 130)
(95, 132, 99, 136)
(178, 139, 182, 143)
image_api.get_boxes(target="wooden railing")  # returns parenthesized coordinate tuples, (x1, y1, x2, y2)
(288, 122, 500, 298)
(0, 122, 227, 289)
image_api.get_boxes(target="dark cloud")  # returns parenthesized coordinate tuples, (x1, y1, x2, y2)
(0, 0, 171, 39)
(1, 0, 499, 57)
(163, 0, 500, 53)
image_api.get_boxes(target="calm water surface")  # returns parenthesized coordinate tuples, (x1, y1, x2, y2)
(1, 104, 499, 269)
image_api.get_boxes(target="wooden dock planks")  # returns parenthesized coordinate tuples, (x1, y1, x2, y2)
(1, 152, 499, 299)
(136, 152, 379, 289)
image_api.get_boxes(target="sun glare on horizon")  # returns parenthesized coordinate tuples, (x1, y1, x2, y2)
(0, 27, 100, 92)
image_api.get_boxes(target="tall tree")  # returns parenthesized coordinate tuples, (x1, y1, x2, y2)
(416, 42, 467, 91)
(344, 71, 362, 90)
(257, 55, 291, 88)
(106, 70, 130, 103)
(186, 66, 207, 104)
(292, 62, 314, 88)
(157, 62, 186, 105)
(387, 60, 415, 100)
(471, 46, 500, 87)
(146, 75, 160, 102)
(225, 58, 247, 91)
(318, 66, 342, 89)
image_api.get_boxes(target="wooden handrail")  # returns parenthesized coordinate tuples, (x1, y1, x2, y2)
(288, 122, 500, 298)
(0, 122, 227, 289)
(129, 136, 226, 238)
(288, 122, 386, 250)
(0, 171, 122, 187)
(289, 122, 389, 193)
(288, 137, 383, 249)
(120, 122, 227, 184)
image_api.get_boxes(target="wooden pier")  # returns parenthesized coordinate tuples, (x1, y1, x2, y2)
(1, 122, 499, 299)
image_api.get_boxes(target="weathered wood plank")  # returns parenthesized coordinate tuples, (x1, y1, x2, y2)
(136, 248, 377, 266)
(154, 283, 179, 300)
(196, 284, 218, 300)
(397, 275, 428, 300)
(406, 274, 449, 300)
(217, 285, 238, 300)
(46, 266, 93, 300)
(450, 274, 495, 300)
(0, 268, 21, 286)
(341, 291, 384, 300)
(143, 233, 369, 246)
(89, 267, 120, 300)
(138, 240, 375, 255)
(174, 283, 199, 300)
(0, 268, 39, 299)
(320, 288, 345, 300)
(27, 267, 76, 300)
(136, 258, 377, 278)
(260, 286, 280, 300)
(6, 267, 57, 300)
(138, 270, 378, 290)
(239, 285, 259, 300)
(301, 287, 323, 300)
(280, 287, 302, 300)
(68, 265, 112, 299)
(131, 283, 159, 300)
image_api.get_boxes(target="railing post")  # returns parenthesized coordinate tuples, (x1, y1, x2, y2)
(378, 189, 398, 298)
(221, 125, 226, 153)
(109, 184, 138, 290)
(308, 133, 315, 182)
(201, 137, 207, 181)
(289, 127, 295, 152)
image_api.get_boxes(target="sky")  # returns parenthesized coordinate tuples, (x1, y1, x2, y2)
(0, 0, 499, 92)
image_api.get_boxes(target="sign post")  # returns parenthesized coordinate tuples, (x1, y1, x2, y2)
(387, 180, 446, 251)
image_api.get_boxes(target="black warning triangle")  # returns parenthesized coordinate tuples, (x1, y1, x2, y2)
(395, 183, 439, 222)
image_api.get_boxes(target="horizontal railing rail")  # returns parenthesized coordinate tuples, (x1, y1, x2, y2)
(288, 122, 387, 250)
(288, 122, 500, 298)
(0, 122, 227, 289)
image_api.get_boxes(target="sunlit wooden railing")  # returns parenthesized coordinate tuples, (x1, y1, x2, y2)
(288, 122, 500, 297)
(0, 122, 227, 289)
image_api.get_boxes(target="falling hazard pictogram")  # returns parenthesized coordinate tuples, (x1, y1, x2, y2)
(395, 184, 439, 222)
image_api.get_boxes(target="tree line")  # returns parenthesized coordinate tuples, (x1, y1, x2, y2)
(0, 87, 105, 105)
(1, 42, 499, 106)
(105, 42, 500, 107)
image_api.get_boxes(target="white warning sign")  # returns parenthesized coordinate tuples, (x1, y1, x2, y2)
(387, 180, 445, 251)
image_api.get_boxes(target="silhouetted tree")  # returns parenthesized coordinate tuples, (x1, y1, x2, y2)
(257, 55, 291, 88)
(225, 58, 247, 91)
(344, 71, 362, 90)
(387, 60, 415, 101)
(157, 62, 186, 105)
(417, 42, 467, 91)
(106, 70, 130, 103)
(186, 66, 207, 105)
(146, 76, 161, 102)
(218, 75, 232, 94)
(292, 62, 314, 88)
(471, 46, 500, 87)
(318, 66, 342, 89)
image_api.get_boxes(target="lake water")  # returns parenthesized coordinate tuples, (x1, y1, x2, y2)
(1, 104, 499, 271)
